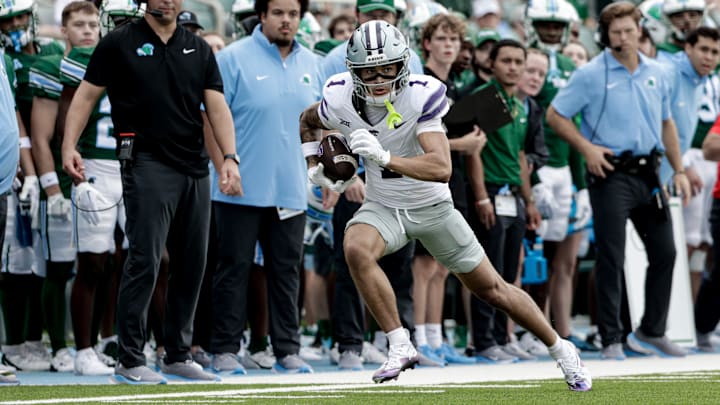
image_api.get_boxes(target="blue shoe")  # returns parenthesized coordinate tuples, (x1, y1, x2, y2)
(272, 354, 313, 374)
(211, 353, 247, 375)
(417, 344, 445, 367)
(435, 343, 476, 364)
(567, 334, 600, 352)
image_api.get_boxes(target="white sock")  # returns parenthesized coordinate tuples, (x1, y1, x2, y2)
(547, 333, 565, 357)
(426, 324, 442, 349)
(387, 328, 410, 346)
(414, 325, 428, 347)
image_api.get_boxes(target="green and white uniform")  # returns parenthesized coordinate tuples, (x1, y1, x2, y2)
(533, 51, 585, 241)
(6, 38, 63, 128)
(61, 47, 126, 254)
(683, 70, 720, 247)
(29, 53, 76, 263)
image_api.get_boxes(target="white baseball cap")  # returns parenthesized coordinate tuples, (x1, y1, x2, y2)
(472, 0, 500, 18)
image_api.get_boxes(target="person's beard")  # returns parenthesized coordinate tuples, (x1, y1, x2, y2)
(272, 37, 292, 47)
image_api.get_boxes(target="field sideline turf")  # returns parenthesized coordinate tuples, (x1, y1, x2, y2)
(1, 353, 719, 404)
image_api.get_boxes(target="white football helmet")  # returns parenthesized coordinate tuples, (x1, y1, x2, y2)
(0, 0, 37, 52)
(662, 0, 705, 41)
(402, 1, 448, 52)
(99, 0, 144, 36)
(232, 0, 255, 39)
(296, 11, 321, 49)
(525, 0, 578, 51)
(639, 0, 669, 45)
(346, 21, 410, 106)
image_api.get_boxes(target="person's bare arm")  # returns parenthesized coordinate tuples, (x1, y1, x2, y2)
(30, 96, 60, 194)
(204, 88, 242, 196)
(546, 105, 614, 177)
(703, 131, 720, 161)
(299, 102, 330, 167)
(382, 131, 452, 182)
(62, 80, 105, 182)
(17, 112, 35, 176)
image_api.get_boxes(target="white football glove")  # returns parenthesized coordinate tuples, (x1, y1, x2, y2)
(47, 192, 72, 221)
(18, 175, 39, 222)
(74, 182, 110, 226)
(308, 163, 356, 193)
(349, 128, 390, 167)
(574, 189, 592, 229)
(532, 182, 559, 219)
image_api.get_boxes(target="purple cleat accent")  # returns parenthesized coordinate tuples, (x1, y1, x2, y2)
(372, 341, 419, 384)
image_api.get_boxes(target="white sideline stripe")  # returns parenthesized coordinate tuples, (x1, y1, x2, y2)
(3, 354, 720, 405)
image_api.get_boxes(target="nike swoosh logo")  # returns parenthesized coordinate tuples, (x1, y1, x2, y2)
(182, 48, 196, 54)
(606, 82, 619, 89)
(127, 374, 142, 382)
(256, 75, 270, 81)
(394, 121, 406, 129)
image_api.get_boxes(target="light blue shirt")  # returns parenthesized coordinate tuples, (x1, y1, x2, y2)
(320, 40, 424, 84)
(658, 51, 705, 183)
(0, 51, 19, 194)
(552, 49, 672, 156)
(213, 25, 322, 210)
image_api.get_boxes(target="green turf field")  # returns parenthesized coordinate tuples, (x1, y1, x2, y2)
(1, 371, 719, 404)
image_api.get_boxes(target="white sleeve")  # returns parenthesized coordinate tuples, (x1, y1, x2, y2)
(416, 116, 445, 135)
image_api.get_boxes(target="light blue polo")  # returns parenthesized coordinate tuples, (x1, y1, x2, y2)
(213, 25, 322, 211)
(658, 51, 705, 183)
(320, 40, 424, 84)
(0, 51, 19, 194)
(552, 49, 671, 156)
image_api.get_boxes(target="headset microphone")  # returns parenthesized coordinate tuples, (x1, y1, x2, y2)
(147, 9, 164, 17)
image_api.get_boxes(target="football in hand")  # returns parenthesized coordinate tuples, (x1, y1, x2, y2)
(318, 134, 359, 182)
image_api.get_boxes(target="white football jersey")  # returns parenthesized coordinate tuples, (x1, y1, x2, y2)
(318, 72, 452, 209)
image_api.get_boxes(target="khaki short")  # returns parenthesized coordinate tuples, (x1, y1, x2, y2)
(346, 200, 485, 274)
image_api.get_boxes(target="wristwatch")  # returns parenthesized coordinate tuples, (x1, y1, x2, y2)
(223, 153, 240, 165)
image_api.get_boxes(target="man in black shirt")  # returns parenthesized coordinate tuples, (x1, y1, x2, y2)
(62, 0, 241, 384)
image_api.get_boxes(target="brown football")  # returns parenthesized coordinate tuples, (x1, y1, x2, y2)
(318, 134, 359, 182)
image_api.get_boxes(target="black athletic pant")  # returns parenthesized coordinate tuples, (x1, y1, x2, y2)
(210, 203, 305, 359)
(331, 193, 415, 354)
(467, 185, 525, 351)
(695, 198, 720, 334)
(117, 153, 210, 367)
(589, 171, 675, 347)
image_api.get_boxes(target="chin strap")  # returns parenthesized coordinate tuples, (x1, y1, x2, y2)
(384, 99, 403, 129)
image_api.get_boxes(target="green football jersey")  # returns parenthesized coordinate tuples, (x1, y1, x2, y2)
(60, 47, 116, 160)
(534, 52, 576, 169)
(6, 38, 64, 126)
(30, 54, 72, 198)
(3, 53, 16, 99)
(691, 71, 720, 149)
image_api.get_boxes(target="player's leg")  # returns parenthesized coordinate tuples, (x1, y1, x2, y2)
(344, 224, 400, 332)
(39, 197, 76, 372)
(344, 202, 414, 383)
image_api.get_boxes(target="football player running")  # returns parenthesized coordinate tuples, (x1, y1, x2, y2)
(298, 21, 592, 391)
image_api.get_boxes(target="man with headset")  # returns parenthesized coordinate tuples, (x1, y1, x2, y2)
(546, 1, 691, 360)
(63, 0, 241, 384)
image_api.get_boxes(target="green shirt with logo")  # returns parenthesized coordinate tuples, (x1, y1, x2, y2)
(473, 79, 527, 186)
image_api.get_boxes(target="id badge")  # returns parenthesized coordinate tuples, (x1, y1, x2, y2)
(277, 207, 305, 221)
(494, 195, 517, 217)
